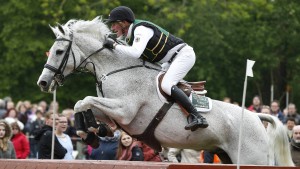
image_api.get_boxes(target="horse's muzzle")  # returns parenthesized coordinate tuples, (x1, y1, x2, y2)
(37, 78, 56, 93)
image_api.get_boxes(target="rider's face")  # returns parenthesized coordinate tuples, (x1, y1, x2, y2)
(111, 21, 128, 37)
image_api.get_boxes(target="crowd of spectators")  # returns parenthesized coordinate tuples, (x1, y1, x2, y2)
(246, 95, 300, 166)
(0, 95, 299, 166)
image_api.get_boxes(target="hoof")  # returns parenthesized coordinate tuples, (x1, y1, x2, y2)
(83, 132, 100, 149)
(97, 123, 115, 137)
(76, 130, 87, 139)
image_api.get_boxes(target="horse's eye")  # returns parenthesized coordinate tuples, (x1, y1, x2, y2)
(56, 50, 64, 55)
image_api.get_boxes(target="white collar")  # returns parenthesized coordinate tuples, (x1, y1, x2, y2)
(126, 23, 133, 40)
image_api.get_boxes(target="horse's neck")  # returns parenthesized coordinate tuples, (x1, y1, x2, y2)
(75, 33, 160, 82)
(91, 50, 143, 74)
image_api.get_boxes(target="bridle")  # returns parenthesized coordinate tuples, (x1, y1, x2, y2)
(44, 38, 75, 86)
(44, 35, 162, 97)
(44, 37, 106, 86)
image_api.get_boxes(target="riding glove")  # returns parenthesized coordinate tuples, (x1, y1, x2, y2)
(103, 37, 116, 49)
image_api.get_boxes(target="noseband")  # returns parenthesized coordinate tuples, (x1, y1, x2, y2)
(44, 38, 75, 86)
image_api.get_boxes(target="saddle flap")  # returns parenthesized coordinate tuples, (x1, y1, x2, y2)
(158, 73, 173, 101)
(189, 92, 212, 112)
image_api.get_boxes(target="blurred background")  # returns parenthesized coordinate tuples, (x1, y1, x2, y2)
(0, 0, 299, 111)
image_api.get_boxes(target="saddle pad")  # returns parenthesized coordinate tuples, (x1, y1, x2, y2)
(189, 92, 212, 112)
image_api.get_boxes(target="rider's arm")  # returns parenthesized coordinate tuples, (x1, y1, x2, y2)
(114, 25, 154, 58)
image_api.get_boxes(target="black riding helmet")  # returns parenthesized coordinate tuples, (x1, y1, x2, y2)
(106, 6, 135, 23)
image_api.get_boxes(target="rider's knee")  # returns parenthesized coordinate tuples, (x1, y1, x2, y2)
(161, 81, 174, 96)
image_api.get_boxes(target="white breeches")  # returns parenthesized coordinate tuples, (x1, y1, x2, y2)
(161, 45, 196, 95)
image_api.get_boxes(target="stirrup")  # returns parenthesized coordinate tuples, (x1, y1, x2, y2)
(185, 114, 208, 131)
(186, 113, 197, 124)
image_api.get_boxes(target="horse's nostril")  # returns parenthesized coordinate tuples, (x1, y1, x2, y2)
(39, 81, 48, 87)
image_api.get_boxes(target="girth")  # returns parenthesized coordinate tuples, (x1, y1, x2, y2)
(131, 102, 174, 152)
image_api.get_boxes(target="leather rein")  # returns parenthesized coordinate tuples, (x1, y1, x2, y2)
(44, 37, 161, 97)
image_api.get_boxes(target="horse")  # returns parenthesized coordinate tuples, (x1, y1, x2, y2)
(37, 17, 294, 166)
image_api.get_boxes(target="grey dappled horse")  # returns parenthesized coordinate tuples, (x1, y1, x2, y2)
(37, 17, 294, 166)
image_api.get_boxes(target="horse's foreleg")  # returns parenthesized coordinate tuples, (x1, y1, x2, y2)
(74, 100, 113, 130)
(77, 96, 138, 125)
(73, 110, 88, 139)
(74, 95, 140, 145)
(90, 107, 117, 132)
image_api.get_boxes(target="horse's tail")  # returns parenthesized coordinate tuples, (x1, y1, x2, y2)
(258, 114, 294, 166)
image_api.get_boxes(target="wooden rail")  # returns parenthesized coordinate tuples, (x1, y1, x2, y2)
(0, 159, 297, 169)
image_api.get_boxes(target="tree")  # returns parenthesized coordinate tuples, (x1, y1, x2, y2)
(1, 0, 300, 111)
(0, 0, 121, 109)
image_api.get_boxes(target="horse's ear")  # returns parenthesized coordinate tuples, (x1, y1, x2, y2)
(57, 24, 65, 35)
(92, 16, 102, 23)
(49, 24, 59, 38)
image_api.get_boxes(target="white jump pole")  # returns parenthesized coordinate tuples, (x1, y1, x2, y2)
(51, 89, 57, 159)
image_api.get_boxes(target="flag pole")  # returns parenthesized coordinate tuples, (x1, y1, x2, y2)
(236, 59, 255, 169)
(237, 75, 248, 169)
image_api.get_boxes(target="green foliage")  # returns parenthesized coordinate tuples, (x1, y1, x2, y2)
(1, 0, 300, 110)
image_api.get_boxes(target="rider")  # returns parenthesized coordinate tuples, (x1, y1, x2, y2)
(103, 6, 208, 131)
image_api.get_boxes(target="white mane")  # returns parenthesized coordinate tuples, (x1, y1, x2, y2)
(51, 16, 111, 40)
(72, 17, 111, 40)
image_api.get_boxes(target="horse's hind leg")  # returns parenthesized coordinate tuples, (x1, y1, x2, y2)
(214, 148, 233, 164)
(225, 140, 269, 165)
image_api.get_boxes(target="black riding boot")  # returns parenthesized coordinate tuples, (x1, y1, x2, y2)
(171, 85, 208, 131)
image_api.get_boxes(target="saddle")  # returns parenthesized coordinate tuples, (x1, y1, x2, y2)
(158, 73, 207, 102)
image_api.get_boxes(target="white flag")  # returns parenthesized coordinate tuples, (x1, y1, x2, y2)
(246, 59, 255, 77)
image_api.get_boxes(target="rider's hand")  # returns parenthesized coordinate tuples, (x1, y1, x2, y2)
(103, 36, 116, 49)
